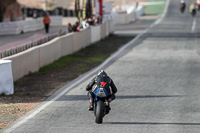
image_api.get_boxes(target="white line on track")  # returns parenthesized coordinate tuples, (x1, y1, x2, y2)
(3, 0, 170, 132)
(3, 30, 143, 133)
(191, 16, 197, 33)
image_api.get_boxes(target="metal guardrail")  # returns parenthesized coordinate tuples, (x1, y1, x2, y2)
(0, 30, 66, 59)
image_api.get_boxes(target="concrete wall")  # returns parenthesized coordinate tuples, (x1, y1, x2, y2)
(3, 20, 113, 81)
(79, 28, 92, 48)
(91, 25, 101, 44)
(115, 12, 135, 24)
(39, 38, 61, 67)
(0, 60, 14, 95)
(135, 5, 145, 19)
(0, 16, 63, 35)
(60, 34, 74, 57)
(114, 5, 144, 25)
(108, 19, 114, 34)
(5, 48, 40, 80)
(101, 22, 107, 39)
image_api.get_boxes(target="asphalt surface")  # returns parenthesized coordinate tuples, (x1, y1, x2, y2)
(114, 15, 159, 35)
(2, 0, 200, 132)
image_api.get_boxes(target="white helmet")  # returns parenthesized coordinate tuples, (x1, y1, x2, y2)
(98, 70, 107, 76)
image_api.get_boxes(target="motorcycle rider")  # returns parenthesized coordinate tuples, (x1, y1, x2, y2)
(86, 70, 117, 111)
(190, 3, 196, 17)
(180, 0, 186, 13)
(196, 0, 200, 10)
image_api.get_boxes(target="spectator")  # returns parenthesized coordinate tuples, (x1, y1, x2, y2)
(96, 16, 102, 24)
(43, 13, 51, 33)
(92, 15, 97, 25)
(33, 11, 37, 19)
(81, 20, 89, 29)
(96, 16, 101, 24)
(87, 15, 97, 26)
(72, 22, 80, 32)
(87, 18, 94, 26)
(68, 23, 73, 33)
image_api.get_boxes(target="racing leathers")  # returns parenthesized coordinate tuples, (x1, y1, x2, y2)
(86, 70, 117, 110)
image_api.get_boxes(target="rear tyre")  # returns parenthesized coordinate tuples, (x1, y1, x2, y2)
(95, 100, 104, 124)
(94, 103, 96, 116)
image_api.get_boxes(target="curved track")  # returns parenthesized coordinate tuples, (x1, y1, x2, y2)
(2, 0, 200, 132)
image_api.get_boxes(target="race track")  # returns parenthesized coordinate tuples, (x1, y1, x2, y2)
(2, 0, 200, 132)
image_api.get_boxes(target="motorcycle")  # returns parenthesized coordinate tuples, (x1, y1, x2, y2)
(180, 3, 186, 13)
(197, 0, 200, 11)
(192, 9, 196, 17)
(93, 87, 110, 124)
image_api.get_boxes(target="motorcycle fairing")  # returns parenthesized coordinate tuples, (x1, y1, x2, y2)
(94, 88, 109, 100)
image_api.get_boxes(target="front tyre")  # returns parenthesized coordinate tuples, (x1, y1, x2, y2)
(95, 100, 104, 124)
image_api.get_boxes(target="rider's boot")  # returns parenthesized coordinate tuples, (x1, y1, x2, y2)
(105, 101, 110, 114)
(88, 98, 93, 111)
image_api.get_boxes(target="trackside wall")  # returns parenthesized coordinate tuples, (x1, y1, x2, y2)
(3, 20, 114, 81)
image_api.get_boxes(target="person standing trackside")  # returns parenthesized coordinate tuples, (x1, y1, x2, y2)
(43, 13, 51, 33)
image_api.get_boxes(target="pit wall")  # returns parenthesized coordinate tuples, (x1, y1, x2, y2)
(0, 16, 62, 35)
(3, 20, 113, 81)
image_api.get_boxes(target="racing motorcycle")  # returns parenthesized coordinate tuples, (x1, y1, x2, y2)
(93, 87, 111, 124)
(180, 3, 186, 13)
(191, 8, 196, 17)
(197, 0, 200, 11)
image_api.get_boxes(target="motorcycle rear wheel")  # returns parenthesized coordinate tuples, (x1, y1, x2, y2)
(95, 100, 104, 124)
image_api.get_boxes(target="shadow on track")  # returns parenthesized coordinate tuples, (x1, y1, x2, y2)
(58, 95, 185, 101)
(104, 122, 200, 126)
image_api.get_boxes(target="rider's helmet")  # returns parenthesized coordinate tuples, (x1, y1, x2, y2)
(98, 70, 107, 77)
(180, 0, 185, 3)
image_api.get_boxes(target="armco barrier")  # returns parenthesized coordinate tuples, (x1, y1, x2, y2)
(3, 20, 113, 81)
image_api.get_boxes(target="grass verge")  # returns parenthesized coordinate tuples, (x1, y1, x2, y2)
(145, 0, 166, 15)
